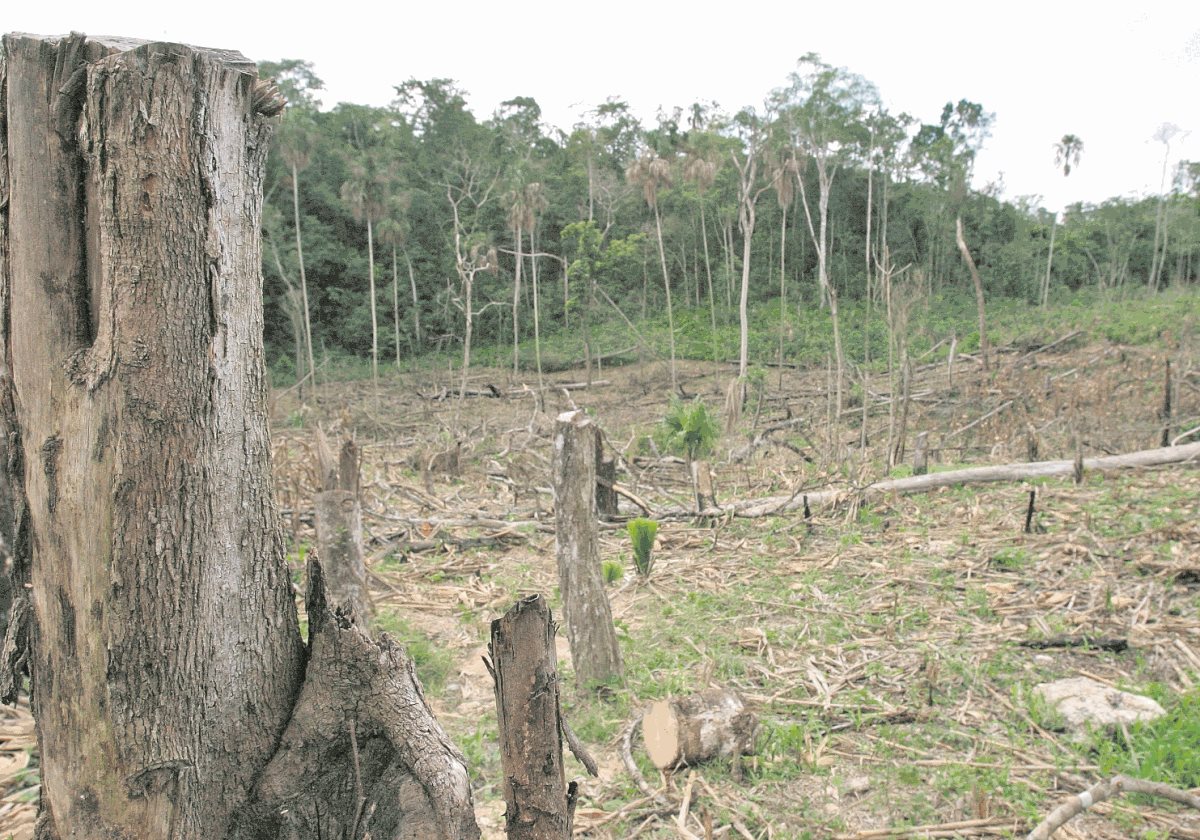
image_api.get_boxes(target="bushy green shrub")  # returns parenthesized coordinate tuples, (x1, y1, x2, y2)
(657, 398, 719, 461)
(601, 559, 624, 585)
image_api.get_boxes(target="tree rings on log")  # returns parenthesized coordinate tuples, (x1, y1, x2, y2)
(642, 688, 757, 770)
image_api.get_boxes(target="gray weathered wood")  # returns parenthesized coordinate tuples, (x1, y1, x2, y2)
(313, 428, 371, 624)
(733, 440, 1200, 518)
(553, 410, 622, 689)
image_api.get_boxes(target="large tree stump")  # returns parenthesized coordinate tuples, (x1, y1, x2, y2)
(0, 33, 477, 839)
(488, 595, 573, 840)
(553, 410, 622, 689)
(314, 427, 371, 624)
(642, 689, 757, 771)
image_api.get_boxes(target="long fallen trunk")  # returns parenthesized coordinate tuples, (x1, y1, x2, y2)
(730, 441, 1200, 518)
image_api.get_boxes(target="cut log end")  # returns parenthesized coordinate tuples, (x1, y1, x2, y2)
(641, 689, 756, 771)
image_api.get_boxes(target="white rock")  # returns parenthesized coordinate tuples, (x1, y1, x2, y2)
(1034, 677, 1165, 732)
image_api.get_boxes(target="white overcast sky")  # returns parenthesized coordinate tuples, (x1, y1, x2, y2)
(8, 1, 1200, 212)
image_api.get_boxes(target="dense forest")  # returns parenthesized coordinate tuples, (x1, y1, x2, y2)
(258, 55, 1200, 392)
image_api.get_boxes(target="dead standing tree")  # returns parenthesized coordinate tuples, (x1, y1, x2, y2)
(0, 34, 477, 839)
(552, 410, 622, 689)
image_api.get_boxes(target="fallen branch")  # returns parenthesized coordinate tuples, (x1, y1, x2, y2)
(1016, 330, 1084, 364)
(718, 440, 1200, 518)
(1027, 774, 1200, 840)
(1018, 636, 1128, 652)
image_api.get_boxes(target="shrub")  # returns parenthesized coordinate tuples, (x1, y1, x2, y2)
(658, 398, 720, 462)
(601, 559, 624, 585)
(626, 518, 659, 578)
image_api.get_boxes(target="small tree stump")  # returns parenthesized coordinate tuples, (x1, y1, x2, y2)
(912, 432, 929, 477)
(553, 410, 622, 689)
(313, 490, 371, 624)
(595, 433, 618, 519)
(642, 688, 757, 771)
(313, 428, 370, 624)
(691, 460, 717, 513)
(489, 595, 572, 840)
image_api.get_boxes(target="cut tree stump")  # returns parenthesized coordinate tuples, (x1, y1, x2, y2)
(642, 688, 757, 771)
(691, 460, 718, 513)
(0, 33, 478, 838)
(313, 427, 371, 625)
(553, 410, 622, 689)
(488, 595, 574, 840)
(595, 432, 618, 519)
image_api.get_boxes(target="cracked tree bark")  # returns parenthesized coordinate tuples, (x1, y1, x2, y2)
(0, 32, 477, 840)
(552, 411, 622, 690)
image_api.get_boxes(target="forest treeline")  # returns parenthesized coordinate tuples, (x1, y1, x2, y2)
(258, 56, 1200, 389)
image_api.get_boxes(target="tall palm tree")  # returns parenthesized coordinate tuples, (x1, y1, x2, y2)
(505, 181, 547, 373)
(626, 153, 677, 391)
(1054, 134, 1084, 176)
(277, 114, 318, 398)
(340, 152, 391, 390)
(681, 151, 719, 338)
(1043, 134, 1084, 306)
(375, 193, 414, 367)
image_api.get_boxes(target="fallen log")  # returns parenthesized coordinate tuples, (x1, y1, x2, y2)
(727, 440, 1200, 518)
(642, 688, 757, 771)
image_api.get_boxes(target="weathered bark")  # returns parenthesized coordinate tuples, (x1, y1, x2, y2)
(642, 688, 757, 770)
(691, 461, 717, 513)
(314, 429, 371, 625)
(0, 33, 477, 839)
(912, 431, 929, 476)
(955, 216, 990, 371)
(594, 433, 618, 519)
(488, 595, 573, 840)
(314, 492, 370, 624)
(552, 411, 622, 689)
(1160, 359, 1172, 447)
(233, 557, 479, 840)
(1, 33, 304, 838)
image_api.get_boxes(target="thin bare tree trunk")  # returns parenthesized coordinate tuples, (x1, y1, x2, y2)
(392, 244, 401, 366)
(531, 227, 545, 391)
(368, 216, 378, 387)
(654, 205, 677, 392)
(512, 223, 523, 373)
(404, 247, 421, 352)
(292, 161, 317, 395)
(956, 215, 990, 371)
(1041, 215, 1057, 308)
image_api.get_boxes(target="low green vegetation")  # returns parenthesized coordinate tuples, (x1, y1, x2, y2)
(657, 398, 720, 461)
(626, 518, 659, 578)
